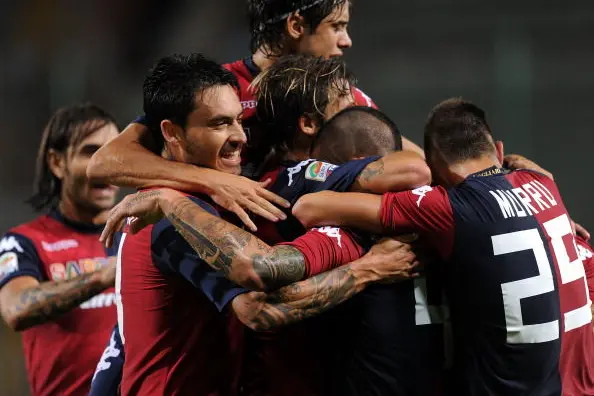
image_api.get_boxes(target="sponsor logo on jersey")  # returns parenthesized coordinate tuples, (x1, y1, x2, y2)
(0, 236, 23, 253)
(0, 252, 18, 279)
(80, 292, 116, 310)
(41, 239, 79, 252)
(314, 226, 342, 247)
(412, 185, 433, 207)
(305, 161, 337, 183)
(50, 256, 116, 281)
(241, 100, 257, 110)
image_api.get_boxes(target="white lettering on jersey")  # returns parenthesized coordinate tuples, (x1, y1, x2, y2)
(578, 244, 593, 261)
(286, 159, 315, 186)
(490, 181, 558, 219)
(0, 252, 18, 279)
(80, 292, 116, 310)
(41, 239, 79, 252)
(313, 226, 342, 247)
(304, 161, 337, 183)
(412, 185, 433, 207)
(92, 331, 122, 382)
(0, 236, 23, 253)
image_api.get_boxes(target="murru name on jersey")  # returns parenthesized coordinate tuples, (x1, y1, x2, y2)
(489, 180, 558, 219)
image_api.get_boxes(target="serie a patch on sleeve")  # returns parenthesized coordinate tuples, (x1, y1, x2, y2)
(305, 161, 337, 182)
(0, 251, 18, 279)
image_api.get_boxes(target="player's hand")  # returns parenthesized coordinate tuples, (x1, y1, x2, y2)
(358, 237, 421, 283)
(100, 189, 179, 248)
(572, 221, 591, 241)
(97, 261, 116, 288)
(503, 154, 554, 180)
(207, 173, 290, 232)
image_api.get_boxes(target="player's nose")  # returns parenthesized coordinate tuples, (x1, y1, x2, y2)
(338, 31, 352, 49)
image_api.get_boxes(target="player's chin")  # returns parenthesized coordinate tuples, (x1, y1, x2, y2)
(217, 158, 242, 175)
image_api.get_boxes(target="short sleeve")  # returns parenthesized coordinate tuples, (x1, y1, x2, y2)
(305, 156, 381, 194)
(352, 87, 378, 109)
(150, 196, 248, 311)
(380, 185, 455, 259)
(0, 233, 44, 289)
(281, 227, 367, 278)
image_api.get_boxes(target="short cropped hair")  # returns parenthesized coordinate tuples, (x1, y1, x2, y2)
(247, 0, 350, 56)
(424, 97, 495, 164)
(143, 53, 239, 151)
(313, 106, 401, 164)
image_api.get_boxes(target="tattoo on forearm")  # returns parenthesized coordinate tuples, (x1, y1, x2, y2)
(12, 273, 105, 330)
(249, 264, 360, 330)
(353, 159, 385, 192)
(251, 246, 305, 291)
(166, 198, 306, 290)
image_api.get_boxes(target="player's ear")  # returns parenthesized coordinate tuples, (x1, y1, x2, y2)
(298, 113, 322, 137)
(47, 148, 66, 180)
(495, 140, 504, 164)
(286, 12, 306, 40)
(161, 120, 183, 145)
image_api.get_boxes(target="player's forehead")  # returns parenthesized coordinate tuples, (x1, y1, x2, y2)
(321, 1, 350, 24)
(191, 85, 242, 121)
(69, 121, 118, 153)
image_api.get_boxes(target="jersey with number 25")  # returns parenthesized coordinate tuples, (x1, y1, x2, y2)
(380, 167, 594, 396)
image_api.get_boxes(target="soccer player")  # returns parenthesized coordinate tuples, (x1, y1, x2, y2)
(293, 98, 594, 395)
(113, 53, 419, 396)
(0, 104, 121, 396)
(86, 0, 424, 229)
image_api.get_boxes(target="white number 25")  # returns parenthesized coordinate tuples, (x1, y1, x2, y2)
(492, 213, 592, 344)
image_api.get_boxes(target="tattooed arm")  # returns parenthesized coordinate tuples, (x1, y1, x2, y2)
(0, 267, 114, 331)
(232, 237, 418, 330)
(349, 151, 431, 194)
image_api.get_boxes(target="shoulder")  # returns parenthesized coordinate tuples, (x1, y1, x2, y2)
(352, 87, 377, 109)
(223, 59, 251, 82)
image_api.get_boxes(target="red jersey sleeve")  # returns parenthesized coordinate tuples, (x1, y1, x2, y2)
(281, 227, 365, 278)
(352, 87, 378, 109)
(576, 236, 594, 303)
(380, 185, 455, 259)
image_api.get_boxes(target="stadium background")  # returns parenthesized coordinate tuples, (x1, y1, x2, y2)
(0, 0, 593, 394)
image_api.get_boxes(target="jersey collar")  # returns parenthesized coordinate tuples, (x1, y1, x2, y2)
(467, 166, 510, 178)
(48, 210, 104, 234)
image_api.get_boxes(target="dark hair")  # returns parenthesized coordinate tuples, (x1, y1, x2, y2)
(252, 54, 356, 160)
(424, 97, 495, 164)
(143, 53, 239, 152)
(313, 106, 401, 164)
(248, 0, 350, 56)
(27, 103, 116, 212)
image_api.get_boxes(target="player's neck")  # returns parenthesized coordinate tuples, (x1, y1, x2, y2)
(448, 156, 502, 183)
(252, 48, 279, 71)
(58, 198, 109, 226)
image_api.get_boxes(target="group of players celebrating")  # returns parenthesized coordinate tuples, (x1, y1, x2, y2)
(1, 1, 593, 395)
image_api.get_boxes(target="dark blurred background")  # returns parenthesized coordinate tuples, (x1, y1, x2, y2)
(1, 0, 593, 394)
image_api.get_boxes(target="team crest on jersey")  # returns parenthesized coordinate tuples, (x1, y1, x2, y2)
(0, 252, 18, 279)
(305, 161, 337, 182)
(412, 185, 433, 207)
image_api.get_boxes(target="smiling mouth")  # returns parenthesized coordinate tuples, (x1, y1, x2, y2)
(219, 143, 243, 166)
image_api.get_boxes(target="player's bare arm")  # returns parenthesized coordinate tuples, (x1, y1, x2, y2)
(102, 189, 306, 292)
(0, 265, 114, 331)
(232, 237, 419, 330)
(87, 122, 290, 231)
(503, 153, 554, 180)
(293, 191, 385, 233)
(349, 151, 430, 194)
(402, 137, 425, 158)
